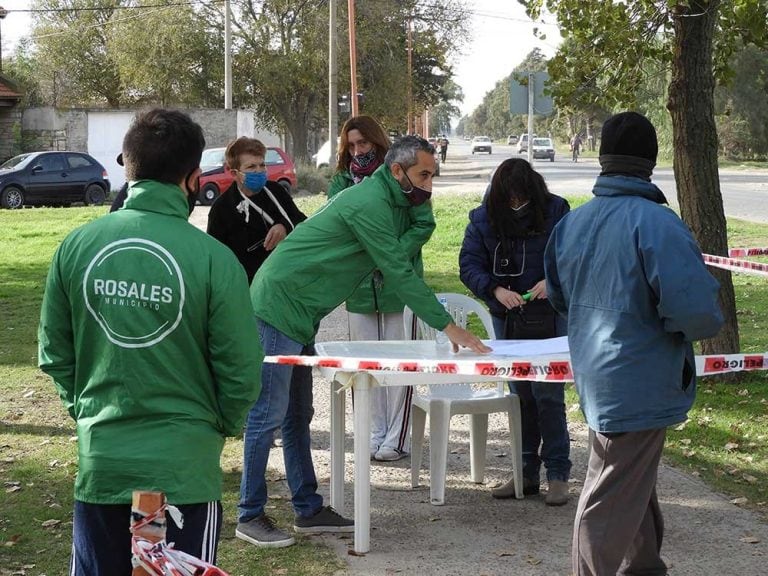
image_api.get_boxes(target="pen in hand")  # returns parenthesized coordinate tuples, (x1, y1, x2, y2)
(246, 239, 265, 252)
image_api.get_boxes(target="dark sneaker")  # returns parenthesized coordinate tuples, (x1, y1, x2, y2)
(294, 506, 354, 533)
(491, 476, 540, 499)
(236, 514, 295, 548)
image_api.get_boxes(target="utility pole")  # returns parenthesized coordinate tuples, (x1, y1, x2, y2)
(0, 6, 6, 74)
(406, 17, 413, 135)
(348, 0, 359, 116)
(328, 0, 338, 166)
(527, 72, 534, 164)
(224, 0, 232, 109)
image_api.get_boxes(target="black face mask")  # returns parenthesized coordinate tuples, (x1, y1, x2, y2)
(185, 170, 199, 215)
(400, 169, 432, 206)
(499, 203, 532, 237)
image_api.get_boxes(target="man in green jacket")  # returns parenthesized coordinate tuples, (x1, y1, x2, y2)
(327, 116, 435, 462)
(38, 109, 263, 575)
(237, 135, 490, 548)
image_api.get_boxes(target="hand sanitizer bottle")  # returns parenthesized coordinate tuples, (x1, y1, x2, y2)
(435, 296, 451, 351)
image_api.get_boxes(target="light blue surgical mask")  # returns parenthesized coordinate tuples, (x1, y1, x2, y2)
(243, 171, 267, 192)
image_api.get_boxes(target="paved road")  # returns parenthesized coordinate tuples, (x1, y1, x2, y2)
(438, 141, 768, 223)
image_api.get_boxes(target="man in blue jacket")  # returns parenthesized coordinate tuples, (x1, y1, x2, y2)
(544, 112, 723, 576)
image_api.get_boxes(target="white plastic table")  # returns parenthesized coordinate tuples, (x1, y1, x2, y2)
(303, 339, 573, 554)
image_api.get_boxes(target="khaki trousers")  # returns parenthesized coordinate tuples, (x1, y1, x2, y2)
(573, 428, 668, 576)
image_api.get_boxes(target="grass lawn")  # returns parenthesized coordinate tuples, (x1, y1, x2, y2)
(1, 195, 767, 574)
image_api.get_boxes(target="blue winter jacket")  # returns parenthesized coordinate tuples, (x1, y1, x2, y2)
(544, 175, 723, 433)
(459, 194, 570, 320)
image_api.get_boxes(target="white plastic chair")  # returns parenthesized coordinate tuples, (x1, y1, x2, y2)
(404, 293, 524, 505)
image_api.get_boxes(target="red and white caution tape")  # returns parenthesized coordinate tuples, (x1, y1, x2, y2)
(703, 253, 768, 277)
(266, 354, 573, 382)
(696, 353, 767, 376)
(131, 502, 229, 576)
(729, 247, 768, 257)
(265, 352, 768, 380)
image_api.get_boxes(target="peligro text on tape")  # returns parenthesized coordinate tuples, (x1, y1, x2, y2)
(729, 247, 768, 257)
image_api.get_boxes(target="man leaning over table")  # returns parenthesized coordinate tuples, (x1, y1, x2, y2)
(236, 135, 491, 548)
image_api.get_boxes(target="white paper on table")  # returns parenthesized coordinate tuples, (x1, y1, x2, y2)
(482, 336, 570, 357)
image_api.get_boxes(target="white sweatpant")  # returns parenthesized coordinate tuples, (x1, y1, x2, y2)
(348, 311, 412, 453)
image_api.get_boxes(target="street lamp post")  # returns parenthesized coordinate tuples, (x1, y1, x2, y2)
(0, 6, 8, 74)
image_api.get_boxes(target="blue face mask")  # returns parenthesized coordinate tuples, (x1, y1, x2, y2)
(243, 171, 267, 192)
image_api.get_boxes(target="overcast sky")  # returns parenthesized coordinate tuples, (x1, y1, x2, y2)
(1, 0, 562, 120)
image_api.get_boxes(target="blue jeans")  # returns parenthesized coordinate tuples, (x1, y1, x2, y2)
(238, 319, 322, 522)
(492, 315, 571, 482)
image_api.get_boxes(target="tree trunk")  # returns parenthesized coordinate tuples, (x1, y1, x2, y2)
(586, 116, 595, 151)
(667, 0, 739, 355)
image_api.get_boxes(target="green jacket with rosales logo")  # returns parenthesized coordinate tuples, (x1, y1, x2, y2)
(252, 164, 451, 344)
(38, 180, 263, 505)
(327, 170, 435, 314)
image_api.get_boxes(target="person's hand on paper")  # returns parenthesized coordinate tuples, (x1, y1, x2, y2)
(493, 286, 525, 309)
(444, 323, 492, 354)
(527, 279, 548, 300)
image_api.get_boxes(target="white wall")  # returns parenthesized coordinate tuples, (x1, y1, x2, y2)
(87, 111, 135, 191)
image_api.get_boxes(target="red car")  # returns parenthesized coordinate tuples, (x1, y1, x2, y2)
(198, 146, 298, 205)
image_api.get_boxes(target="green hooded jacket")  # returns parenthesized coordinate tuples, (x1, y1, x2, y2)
(327, 170, 435, 314)
(252, 165, 452, 344)
(38, 180, 263, 505)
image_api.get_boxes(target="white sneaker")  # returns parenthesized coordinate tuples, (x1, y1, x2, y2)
(370, 444, 379, 459)
(374, 447, 408, 462)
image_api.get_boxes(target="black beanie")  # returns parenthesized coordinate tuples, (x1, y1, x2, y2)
(599, 112, 658, 163)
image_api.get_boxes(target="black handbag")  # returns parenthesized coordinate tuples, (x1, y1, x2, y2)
(503, 299, 557, 340)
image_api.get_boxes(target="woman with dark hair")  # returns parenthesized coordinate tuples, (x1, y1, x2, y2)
(459, 158, 572, 505)
(330, 115, 392, 185)
(327, 116, 436, 462)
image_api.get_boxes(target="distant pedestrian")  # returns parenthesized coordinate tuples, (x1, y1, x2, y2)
(544, 111, 723, 576)
(440, 136, 449, 163)
(570, 134, 582, 162)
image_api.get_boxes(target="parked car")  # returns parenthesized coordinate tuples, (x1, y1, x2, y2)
(0, 151, 110, 209)
(507, 135, 519, 145)
(531, 137, 556, 162)
(312, 138, 342, 169)
(471, 136, 493, 155)
(198, 146, 298, 205)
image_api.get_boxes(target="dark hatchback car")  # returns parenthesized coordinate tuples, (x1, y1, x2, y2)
(0, 151, 110, 209)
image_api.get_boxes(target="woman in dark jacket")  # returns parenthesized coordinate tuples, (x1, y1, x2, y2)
(459, 158, 571, 506)
(207, 137, 306, 284)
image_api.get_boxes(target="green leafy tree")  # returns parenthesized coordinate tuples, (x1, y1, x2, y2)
(4, 39, 45, 107)
(716, 45, 768, 158)
(428, 80, 463, 136)
(110, 4, 222, 107)
(31, 0, 124, 107)
(223, 0, 328, 163)
(520, 0, 768, 356)
(337, 1, 470, 135)
(207, 0, 469, 161)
